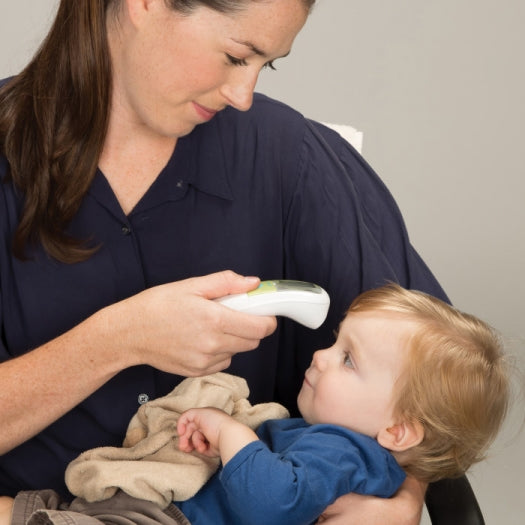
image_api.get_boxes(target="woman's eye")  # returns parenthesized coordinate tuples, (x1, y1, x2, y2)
(343, 352, 354, 369)
(226, 54, 248, 67)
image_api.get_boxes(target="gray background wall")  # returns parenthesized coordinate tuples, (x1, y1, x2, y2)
(1, 1, 524, 523)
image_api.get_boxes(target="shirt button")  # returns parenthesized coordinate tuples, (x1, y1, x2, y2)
(138, 393, 150, 405)
(121, 225, 131, 235)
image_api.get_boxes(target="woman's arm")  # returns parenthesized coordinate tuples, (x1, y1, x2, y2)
(317, 477, 427, 525)
(0, 271, 276, 454)
(0, 497, 14, 525)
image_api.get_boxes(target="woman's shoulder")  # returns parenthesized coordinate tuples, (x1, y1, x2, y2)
(247, 92, 306, 122)
(210, 93, 357, 168)
(216, 93, 309, 140)
(0, 77, 12, 89)
(250, 93, 306, 124)
(216, 94, 361, 160)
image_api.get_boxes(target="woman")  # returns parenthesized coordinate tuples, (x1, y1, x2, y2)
(0, 0, 446, 522)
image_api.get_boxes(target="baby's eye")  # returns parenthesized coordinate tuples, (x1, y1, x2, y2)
(263, 60, 277, 71)
(343, 352, 354, 369)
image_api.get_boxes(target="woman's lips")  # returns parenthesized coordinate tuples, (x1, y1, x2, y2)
(193, 102, 218, 121)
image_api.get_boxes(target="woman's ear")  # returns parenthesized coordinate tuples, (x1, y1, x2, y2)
(126, 0, 161, 26)
(377, 420, 424, 452)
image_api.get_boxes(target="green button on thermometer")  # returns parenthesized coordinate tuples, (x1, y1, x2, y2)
(216, 280, 330, 329)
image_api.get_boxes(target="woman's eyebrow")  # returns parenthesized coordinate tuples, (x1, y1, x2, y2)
(231, 39, 291, 59)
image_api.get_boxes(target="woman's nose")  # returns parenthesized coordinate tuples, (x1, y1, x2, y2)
(220, 69, 259, 112)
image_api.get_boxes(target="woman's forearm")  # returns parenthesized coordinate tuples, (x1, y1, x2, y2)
(0, 305, 130, 454)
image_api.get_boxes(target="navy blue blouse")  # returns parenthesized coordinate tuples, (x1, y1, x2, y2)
(0, 93, 447, 496)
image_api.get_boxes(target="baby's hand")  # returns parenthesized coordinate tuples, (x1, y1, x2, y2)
(178, 407, 259, 465)
(177, 407, 232, 457)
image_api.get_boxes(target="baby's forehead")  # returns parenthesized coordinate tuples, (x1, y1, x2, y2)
(342, 311, 420, 353)
(344, 308, 419, 329)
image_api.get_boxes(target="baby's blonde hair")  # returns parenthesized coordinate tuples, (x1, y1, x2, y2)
(348, 284, 509, 483)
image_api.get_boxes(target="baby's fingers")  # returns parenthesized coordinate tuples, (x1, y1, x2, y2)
(177, 417, 198, 452)
(191, 430, 210, 454)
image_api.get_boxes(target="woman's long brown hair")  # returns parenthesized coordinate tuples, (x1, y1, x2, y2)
(0, 0, 112, 263)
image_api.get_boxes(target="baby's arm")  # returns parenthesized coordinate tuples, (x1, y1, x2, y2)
(0, 496, 14, 525)
(177, 407, 259, 465)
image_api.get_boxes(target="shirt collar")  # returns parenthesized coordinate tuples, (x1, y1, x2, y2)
(182, 118, 233, 201)
(88, 117, 234, 218)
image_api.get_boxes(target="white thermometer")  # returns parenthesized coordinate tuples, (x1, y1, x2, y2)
(216, 280, 330, 329)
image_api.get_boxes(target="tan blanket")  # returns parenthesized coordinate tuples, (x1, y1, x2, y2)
(65, 373, 289, 508)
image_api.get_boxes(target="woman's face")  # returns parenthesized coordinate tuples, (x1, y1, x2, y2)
(109, 0, 308, 138)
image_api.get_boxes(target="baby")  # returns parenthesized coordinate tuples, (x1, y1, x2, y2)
(173, 283, 509, 524)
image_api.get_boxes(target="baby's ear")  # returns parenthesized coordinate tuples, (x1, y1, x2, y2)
(377, 420, 424, 452)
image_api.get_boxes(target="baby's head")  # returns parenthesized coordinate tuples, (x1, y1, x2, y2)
(348, 284, 509, 483)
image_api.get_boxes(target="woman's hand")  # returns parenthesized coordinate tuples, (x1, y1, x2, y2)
(316, 476, 427, 524)
(111, 270, 277, 376)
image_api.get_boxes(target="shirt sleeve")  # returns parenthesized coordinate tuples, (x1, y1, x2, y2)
(218, 425, 405, 525)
